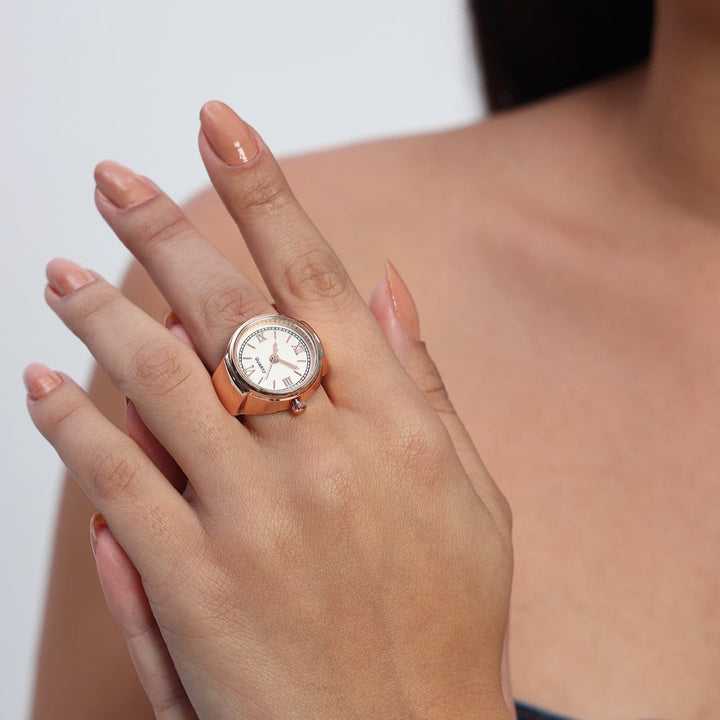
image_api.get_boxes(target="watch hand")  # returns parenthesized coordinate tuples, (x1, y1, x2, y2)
(264, 353, 276, 382)
(277, 358, 299, 371)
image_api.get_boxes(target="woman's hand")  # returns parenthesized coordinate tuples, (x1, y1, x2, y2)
(24, 101, 513, 720)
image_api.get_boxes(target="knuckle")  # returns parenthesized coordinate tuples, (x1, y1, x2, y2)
(236, 169, 290, 215)
(129, 340, 194, 399)
(69, 281, 122, 326)
(199, 271, 265, 328)
(89, 444, 142, 502)
(137, 205, 192, 252)
(123, 616, 156, 644)
(152, 692, 192, 717)
(282, 246, 351, 304)
(411, 348, 454, 414)
(42, 394, 87, 436)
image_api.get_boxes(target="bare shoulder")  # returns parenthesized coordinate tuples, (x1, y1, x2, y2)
(174, 128, 486, 301)
(122, 74, 632, 319)
(120, 125, 496, 322)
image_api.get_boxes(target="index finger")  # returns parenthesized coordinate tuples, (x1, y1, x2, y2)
(197, 101, 399, 406)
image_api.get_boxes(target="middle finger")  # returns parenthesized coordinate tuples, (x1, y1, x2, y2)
(93, 160, 273, 371)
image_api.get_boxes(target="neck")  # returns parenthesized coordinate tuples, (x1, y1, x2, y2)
(630, 2, 720, 222)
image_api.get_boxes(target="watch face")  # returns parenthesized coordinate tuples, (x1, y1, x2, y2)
(226, 315, 322, 397)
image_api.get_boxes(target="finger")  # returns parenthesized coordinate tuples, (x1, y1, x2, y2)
(91, 514, 199, 720)
(24, 363, 199, 577)
(94, 161, 273, 370)
(126, 400, 186, 493)
(124, 319, 199, 492)
(43, 258, 243, 482)
(369, 262, 453, 415)
(93, 164, 336, 425)
(197, 101, 396, 405)
(368, 264, 512, 536)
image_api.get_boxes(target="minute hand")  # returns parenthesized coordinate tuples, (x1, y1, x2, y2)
(277, 357, 299, 371)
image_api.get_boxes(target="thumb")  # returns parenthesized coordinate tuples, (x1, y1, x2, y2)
(371, 263, 514, 709)
(369, 260, 455, 416)
(368, 260, 475, 463)
(369, 262, 512, 537)
(90, 514, 199, 720)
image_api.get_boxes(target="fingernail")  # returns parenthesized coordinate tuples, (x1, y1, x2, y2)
(163, 310, 181, 328)
(94, 161, 156, 208)
(384, 260, 420, 341)
(46, 258, 96, 296)
(163, 309, 196, 348)
(89, 512, 107, 558)
(23, 363, 62, 400)
(200, 100, 259, 166)
(168, 322, 194, 348)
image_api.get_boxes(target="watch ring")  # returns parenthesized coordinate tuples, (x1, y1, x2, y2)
(211, 313, 328, 417)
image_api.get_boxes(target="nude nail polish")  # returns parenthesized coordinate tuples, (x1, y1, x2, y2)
(46, 258, 95, 296)
(23, 363, 62, 400)
(163, 310, 181, 328)
(384, 260, 421, 341)
(89, 512, 107, 557)
(94, 161, 156, 208)
(200, 100, 259, 166)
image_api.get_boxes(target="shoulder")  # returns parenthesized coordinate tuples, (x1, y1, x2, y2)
(124, 75, 623, 315)
(178, 126, 487, 300)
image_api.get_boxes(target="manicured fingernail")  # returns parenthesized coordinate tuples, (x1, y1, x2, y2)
(385, 260, 420, 341)
(163, 310, 181, 328)
(94, 161, 156, 208)
(168, 322, 194, 348)
(23, 363, 62, 400)
(46, 258, 96, 296)
(200, 100, 259, 166)
(89, 512, 107, 558)
(163, 310, 196, 348)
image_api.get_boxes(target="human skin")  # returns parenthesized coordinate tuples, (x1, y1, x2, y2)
(30, 0, 720, 718)
(25, 102, 513, 720)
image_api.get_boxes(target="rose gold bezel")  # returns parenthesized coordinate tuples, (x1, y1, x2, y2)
(211, 314, 327, 416)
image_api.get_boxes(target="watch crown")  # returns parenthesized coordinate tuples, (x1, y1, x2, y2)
(290, 398, 307, 415)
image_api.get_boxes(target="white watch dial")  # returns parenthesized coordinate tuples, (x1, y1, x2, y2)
(228, 316, 320, 396)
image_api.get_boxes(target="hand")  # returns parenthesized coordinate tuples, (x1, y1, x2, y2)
(24, 101, 513, 720)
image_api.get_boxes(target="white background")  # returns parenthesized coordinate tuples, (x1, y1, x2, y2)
(0, 1, 483, 716)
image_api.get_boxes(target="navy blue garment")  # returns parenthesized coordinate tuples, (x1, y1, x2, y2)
(515, 700, 576, 720)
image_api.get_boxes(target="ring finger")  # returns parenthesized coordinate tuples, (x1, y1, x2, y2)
(43, 258, 242, 485)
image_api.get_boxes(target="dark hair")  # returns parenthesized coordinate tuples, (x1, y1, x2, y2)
(469, 1, 654, 112)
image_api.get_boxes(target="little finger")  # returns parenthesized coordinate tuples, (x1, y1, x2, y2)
(24, 363, 199, 579)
